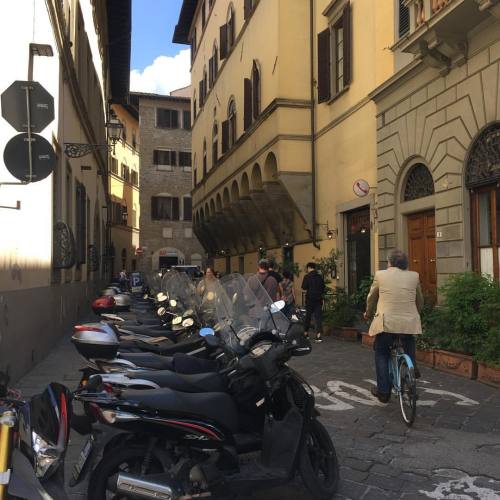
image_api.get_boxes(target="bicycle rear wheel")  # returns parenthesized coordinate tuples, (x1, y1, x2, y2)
(398, 359, 416, 426)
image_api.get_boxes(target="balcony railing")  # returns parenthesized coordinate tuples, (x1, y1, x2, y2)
(398, 0, 497, 74)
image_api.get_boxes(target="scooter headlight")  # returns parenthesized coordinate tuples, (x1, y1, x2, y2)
(32, 431, 61, 478)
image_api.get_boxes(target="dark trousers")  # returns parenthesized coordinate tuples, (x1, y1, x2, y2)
(304, 300, 322, 334)
(373, 333, 416, 394)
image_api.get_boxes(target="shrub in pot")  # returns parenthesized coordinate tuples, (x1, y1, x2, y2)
(330, 288, 358, 341)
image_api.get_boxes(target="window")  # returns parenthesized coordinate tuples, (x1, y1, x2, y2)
(75, 181, 87, 265)
(183, 197, 192, 221)
(154, 149, 177, 167)
(151, 196, 180, 221)
(122, 121, 127, 142)
(399, 0, 410, 38)
(201, 0, 206, 28)
(156, 108, 179, 128)
(222, 99, 236, 154)
(317, 3, 351, 103)
(209, 43, 218, 88)
(252, 61, 260, 119)
(121, 164, 130, 182)
(194, 168, 198, 187)
(132, 131, 137, 149)
(212, 123, 218, 166)
(110, 157, 118, 174)
(183, 110, 191, 130)
(193, 92, 197, 119)
(203, 140, 207, 177)
(403, 164, 434, 202)
(244, 0, 255, 20)
(179, 151, 192, 168)
(131, 170, 139, 186)
(227, 5, 235, 49)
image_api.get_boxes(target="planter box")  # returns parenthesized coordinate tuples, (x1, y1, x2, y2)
(434, 350, 477, 379)
(333, 327, 359, 342)
(477, 362, 500, 388)
(361, 333, 375, 348)
(322, 325, 334, 336)
(416, 349, 435, 367)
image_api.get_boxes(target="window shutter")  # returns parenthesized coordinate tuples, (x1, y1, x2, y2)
(183, 198, 192, 220)
(343, 2, 352, 87)
(220, 24, 228, 59)
(244, 78, 252, 131)
(209, 57, 214, 88)
(172, 110, 179, 128)
(244, 0, 252, 20)
(221, 120, 229, 153)
(398, 0, 410, 38)
(183, 110, 191, 130)
(199, 80, 204, 106)
(172, 151, 177, 166)
(317, 28, 331, 103)
(151, 197, 157, 220)
(172, 197, 180, 221)
(153, 150, 159, 165)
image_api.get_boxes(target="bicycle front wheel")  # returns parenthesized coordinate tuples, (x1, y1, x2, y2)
(398, 359, 417, 426)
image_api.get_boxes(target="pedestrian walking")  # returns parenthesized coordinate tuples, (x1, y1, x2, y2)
(301, 262, 325, 343)
(118, 269, 129, 292)
(281, 270, 296, 318)
(248, 259, 279, 302)
(364, 249, 424, 403)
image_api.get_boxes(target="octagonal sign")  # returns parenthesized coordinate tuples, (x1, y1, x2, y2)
(1, 80, 54, 133)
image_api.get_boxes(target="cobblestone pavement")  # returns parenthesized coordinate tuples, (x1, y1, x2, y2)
(15, 332, 500, 500)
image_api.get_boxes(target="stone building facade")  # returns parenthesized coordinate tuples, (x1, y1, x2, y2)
(371, 0, 500, 294)
(130, 92, 203, 272)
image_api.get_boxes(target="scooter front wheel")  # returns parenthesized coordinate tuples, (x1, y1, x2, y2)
(299, 419, 339, 499)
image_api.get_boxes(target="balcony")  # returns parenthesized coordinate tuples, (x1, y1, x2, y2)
(396, 0, 499, 74)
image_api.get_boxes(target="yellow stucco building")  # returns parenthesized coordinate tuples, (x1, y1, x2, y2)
(174, 0, 395, 296)
(109, 103, 140, 277)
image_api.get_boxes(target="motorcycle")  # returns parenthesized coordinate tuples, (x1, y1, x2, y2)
(73, 273, 339, 499)
(0, 371, 71, 500)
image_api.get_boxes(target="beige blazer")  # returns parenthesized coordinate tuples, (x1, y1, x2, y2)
(366, 267, 424, 337)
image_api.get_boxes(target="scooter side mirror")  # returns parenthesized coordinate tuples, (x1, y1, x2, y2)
(182, 318, 194, 327)
(170, 299, 177, 308)
(157, 306, 166, 317)
(172, 316, 182, 326)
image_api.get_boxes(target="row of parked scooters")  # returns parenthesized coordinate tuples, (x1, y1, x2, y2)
(0, 271, 339, 500)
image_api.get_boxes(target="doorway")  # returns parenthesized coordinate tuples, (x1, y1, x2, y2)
(407, 211, 436, 300)
(346, 207, 371, 293)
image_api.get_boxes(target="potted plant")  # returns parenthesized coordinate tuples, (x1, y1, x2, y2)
(329, 288, 358, 341)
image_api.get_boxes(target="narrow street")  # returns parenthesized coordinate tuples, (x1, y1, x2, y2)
(15, 330, 500, 500)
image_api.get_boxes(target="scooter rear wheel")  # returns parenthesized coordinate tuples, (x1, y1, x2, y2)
(299, 419, 339, 499)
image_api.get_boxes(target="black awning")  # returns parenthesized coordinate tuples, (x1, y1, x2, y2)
(172, 0, 197, 44)
(107, 0, 132, 103)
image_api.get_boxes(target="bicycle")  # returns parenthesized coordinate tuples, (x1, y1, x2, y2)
(389, 335, 417, 426)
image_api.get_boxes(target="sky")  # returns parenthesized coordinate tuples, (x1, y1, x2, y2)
(130, 0, 191, 95)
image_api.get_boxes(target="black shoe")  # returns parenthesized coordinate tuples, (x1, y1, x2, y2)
(370, 386, 390, 404)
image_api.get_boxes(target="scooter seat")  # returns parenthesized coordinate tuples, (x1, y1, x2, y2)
(118, 352, 174, 370)
(120, 388, 239, 432)
(119, 325, 173, 337)
(127, 371, 227, 393)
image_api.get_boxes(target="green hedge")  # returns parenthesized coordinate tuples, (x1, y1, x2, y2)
(419, 272, 500, 367)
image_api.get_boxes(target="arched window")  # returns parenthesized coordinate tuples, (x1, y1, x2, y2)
(212, 122, 218, 166)
(403, 163, 434, 202)
(227, 4, 235, 49)
(252, 60, 260, 119)
(203, 140, 207, 178)
(210, 42, 218, 88)
(228, 99, 237, 147)
(467, 123, 500, 279)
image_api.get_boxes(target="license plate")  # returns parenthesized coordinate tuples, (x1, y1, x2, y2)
(70, 435, 94, 486)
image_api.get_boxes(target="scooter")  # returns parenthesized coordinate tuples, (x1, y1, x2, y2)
(72, 274, 339, 500)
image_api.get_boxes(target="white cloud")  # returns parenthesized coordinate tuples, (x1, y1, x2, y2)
(130, 49, 191, 95)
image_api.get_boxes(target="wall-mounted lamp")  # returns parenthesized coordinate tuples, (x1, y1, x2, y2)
(317, 221, 338, 240)
(360, 226, 368, 234)
(121, 209, 128, 224)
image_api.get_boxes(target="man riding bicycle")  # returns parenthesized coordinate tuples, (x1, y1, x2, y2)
(364, 250, 424, 403)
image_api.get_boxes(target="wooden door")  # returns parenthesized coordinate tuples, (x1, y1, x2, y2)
(407, 211, 436, 301)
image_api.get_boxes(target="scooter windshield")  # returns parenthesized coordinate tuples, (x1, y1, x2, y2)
(147, 271, 163, 294)
(161, 270, 202, 319)
(215, 273, 291, 352)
